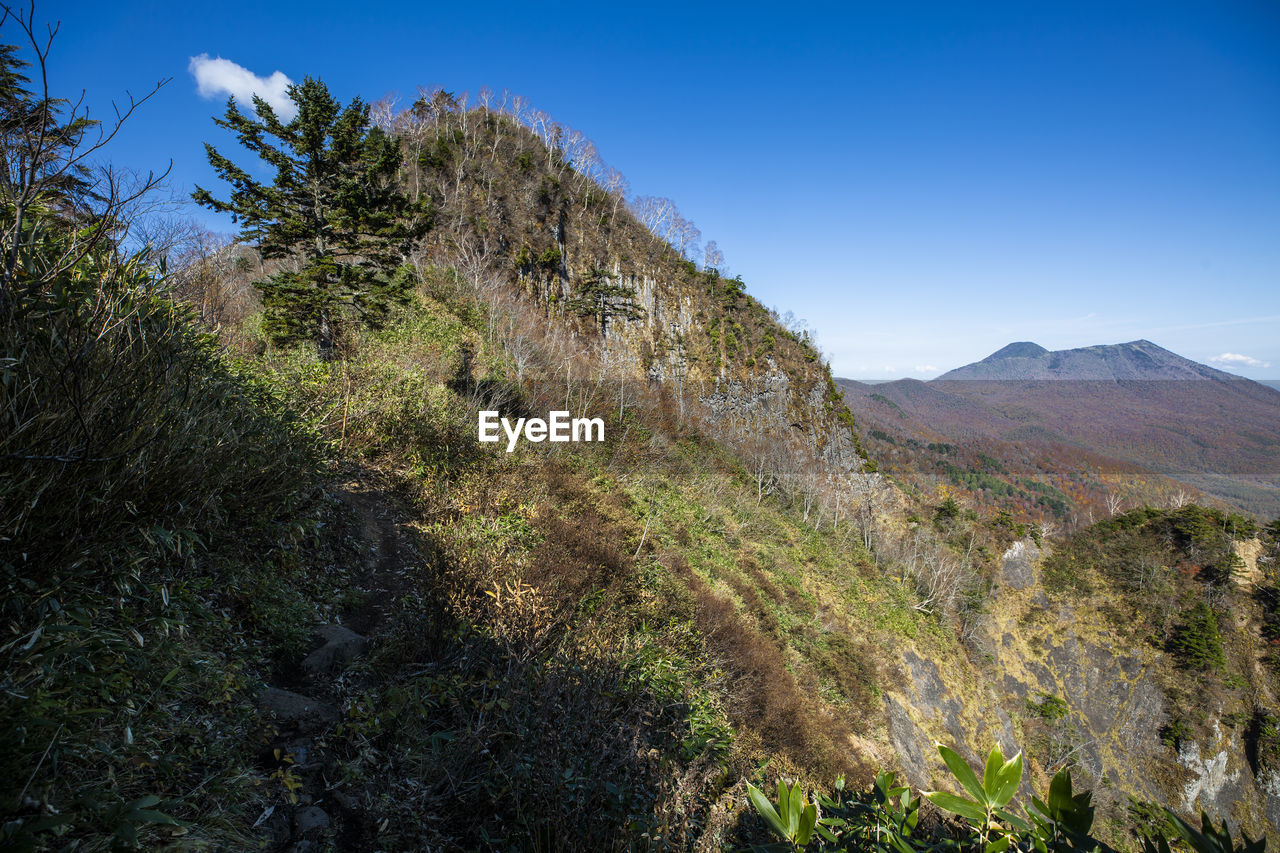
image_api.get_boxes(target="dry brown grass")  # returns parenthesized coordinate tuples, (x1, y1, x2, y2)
(661, 554, 872, 784)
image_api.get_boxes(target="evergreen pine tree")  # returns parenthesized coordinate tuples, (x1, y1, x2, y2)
(563, 267, 643, 335)
(193, 78, 428, 358)
(1170, 601, 1227, 672)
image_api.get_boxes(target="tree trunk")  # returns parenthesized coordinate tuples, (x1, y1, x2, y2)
(318, 306, 336, 362)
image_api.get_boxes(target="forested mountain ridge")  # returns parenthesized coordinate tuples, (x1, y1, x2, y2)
(189, 83, 868, 475)
(4, 11, 1280, 850)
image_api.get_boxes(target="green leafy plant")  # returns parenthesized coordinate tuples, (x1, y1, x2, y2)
(746, 747, 1111, 852)
(742, 759, 1277, 853)
(812, 771, 925, 852)
(744, 742, 1142, 852)
(1027, 769, 1099, 852)
(923, 743, 1027, 849)
(747, 779, 818, 850)
(1159, 809, 1266, 853)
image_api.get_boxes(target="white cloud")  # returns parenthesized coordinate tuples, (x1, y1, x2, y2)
(1210, 352, 1271, 368)
(189, 54, 296, 120)
(914, 364, 938, 373)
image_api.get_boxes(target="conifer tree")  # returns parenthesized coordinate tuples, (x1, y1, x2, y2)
(193, 78, 428, 358)
(564, 267, 642, 336)
(1170, 601, 1227, 672)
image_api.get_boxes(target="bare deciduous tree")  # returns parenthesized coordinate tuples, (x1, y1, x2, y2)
(370, 94, 398, 132)
(602, 167, 629, 217)
(0, 2, 170, 312)
(703, 240, 724, 272)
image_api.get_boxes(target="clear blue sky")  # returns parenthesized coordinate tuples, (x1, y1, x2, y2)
(36, 0, 1280, 378)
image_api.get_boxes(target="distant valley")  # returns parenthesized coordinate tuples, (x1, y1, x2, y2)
(840, 340, 1280, 520)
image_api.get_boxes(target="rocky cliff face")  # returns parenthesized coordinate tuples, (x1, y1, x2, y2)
(880, 536, 1278, 840)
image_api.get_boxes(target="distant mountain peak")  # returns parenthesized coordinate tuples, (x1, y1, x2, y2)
(982, 341, 1048, 362)
(939, 340, 1241, 381)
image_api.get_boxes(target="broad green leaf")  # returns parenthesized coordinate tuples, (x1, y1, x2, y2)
(796, 802, 817, 846)
(991, 751, 1023, 807)
(781, 780, 800, 838)
(937, 744, 988, 805)
(1166, 810, 1215, 853)
(1047, 767, 1073, 813)
(983, 746, 1004, 795)
(922, 790, 987, 823)
(1030, 795, 1051, 821)
(747, 783, 789, 841)
(1044, 769, 1094, 833)
(985, 837, 1011, 853)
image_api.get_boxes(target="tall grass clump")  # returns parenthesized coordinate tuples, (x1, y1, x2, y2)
(0, 224, 331, 848)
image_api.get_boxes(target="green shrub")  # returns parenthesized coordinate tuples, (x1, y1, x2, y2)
(1169, 602, 1228, 673)
(747, 743, 1122, 851)
(1027, 692, 1070, 723)
(933, 496, 961, 527)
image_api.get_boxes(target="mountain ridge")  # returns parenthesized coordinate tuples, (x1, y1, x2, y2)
(838, 340, 1280, 518)
(938, 339, 1253, 382)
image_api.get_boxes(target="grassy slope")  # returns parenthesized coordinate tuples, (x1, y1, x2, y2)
(13, 257, 1270, 849)
(244, 268, 941, 847)
(1, 99, 896, 849)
